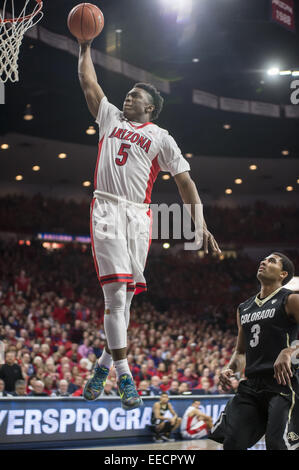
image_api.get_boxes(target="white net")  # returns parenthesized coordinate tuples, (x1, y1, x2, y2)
(0, 0, 43, 83)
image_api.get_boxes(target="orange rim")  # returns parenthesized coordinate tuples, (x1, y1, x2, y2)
(0, 0, 43, 23)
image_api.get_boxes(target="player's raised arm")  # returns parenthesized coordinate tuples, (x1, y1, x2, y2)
(174, 171, 221, 254)
(78, 41, 105, 119)
(219, 308, 246, 391)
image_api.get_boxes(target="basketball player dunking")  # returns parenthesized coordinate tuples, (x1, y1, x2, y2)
(209, 253, 299, 450)
(77, 39, 221, 410)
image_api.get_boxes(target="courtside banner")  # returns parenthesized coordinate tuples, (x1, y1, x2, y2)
(0, 395, 230, 447)
(271, 0, 295, 32)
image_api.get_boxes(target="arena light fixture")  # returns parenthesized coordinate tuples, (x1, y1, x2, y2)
(281, 150, 289, 156)
(32, 165, 40, 171)
(267, 67, 280, 76)
(225, 188, 232, 195)
(192, 58, 199, 63)
(58, 153, 67, 159)
(286, 186, 293, 192)
(162, 174, 170, 180)
(83, 181, 91, 187)
(297, 179, 299, 184)
(292, 71, 299, 76)
(279, 70, 292, 76)
(223, 124, 231, 130)
(1, 143, 9, 149)
(15, 175, 23, 181)
(86, 126, 96, 135)
(249, 165, 257, 170)
(163, 242, 170, 249)
(235, 178, 243, 184)
(185, 153, 193, 158)
(23, 104, 34, 121)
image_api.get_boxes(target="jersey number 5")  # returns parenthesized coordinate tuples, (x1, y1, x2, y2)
(115, 143, 131, 166)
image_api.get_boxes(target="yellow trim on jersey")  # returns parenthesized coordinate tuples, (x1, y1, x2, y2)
(254, 286, 283, 307)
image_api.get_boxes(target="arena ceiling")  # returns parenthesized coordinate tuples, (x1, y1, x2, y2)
(0, 0, 298, 197)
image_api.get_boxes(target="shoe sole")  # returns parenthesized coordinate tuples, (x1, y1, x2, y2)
(121, 398, 144, 410)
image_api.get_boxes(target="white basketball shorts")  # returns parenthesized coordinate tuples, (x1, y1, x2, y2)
(90, 191, 153, 295)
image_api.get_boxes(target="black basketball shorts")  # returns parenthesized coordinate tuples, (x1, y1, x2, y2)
(208, 374, 299, 450)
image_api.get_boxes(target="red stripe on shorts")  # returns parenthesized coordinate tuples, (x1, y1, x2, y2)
(90, 198, 101, 283)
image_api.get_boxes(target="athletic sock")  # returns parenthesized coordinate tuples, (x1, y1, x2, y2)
(114, 359, 132, 380)
(97, 348, 113, 370)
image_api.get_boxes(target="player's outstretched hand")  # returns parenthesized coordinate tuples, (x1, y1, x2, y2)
(203, 229, 221, 255)
(219, 369, 234, 392)
(273, 349, 293, 387)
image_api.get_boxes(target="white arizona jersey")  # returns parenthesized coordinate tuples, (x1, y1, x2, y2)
(93, 97, 190, 204)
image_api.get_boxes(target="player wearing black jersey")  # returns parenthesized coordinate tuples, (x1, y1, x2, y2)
(209, 252, 299, 450)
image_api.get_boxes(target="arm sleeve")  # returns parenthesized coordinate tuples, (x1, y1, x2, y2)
(95, 97, 121, 138)
(158, 133, 191, 176)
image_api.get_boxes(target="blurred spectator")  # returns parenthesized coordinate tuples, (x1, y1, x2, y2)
(68, 375, 84, 394)
(160, 375, 171, 393)
(138, 380, 151, 397)
(149, 376, 162, 396)
(0, 351, 23, 392)
(12, 379, 27, 396)
(29, 380, 48, 397)
(14, 270, 31, 296)
(103, 380, 117, 396)
(78, 338, 93, 358)
(168, 380, 180, 396)
(72, 378, 88, 397)
(178, 382, 191, 395)
(0, 378, 11, 396)
(180, 400, 213, 440)
(52, 379, 70, 397)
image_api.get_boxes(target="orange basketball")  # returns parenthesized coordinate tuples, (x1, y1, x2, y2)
(67, 3, 104, 41)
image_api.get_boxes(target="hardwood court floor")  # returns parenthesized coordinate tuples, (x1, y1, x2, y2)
(69, 438, 266, 450)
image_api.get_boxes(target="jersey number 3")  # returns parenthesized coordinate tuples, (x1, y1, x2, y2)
(115, 143, 131, 166)
(250, 324, 261, 348)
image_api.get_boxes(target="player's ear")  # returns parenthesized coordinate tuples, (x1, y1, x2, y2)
(280, 270, 288, 284)
(145, 104, 155, 114)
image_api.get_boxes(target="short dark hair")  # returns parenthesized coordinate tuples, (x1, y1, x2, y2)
(273, 252, 295, 286)
(134, 82, 164, 121)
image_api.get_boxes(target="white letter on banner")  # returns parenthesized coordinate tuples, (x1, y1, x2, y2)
(75, 409, 92, 433)
(59, 409, 76, 433)
(290, 80, 299, 105)
(24, 409, 42, 435)
(42, 409, 59, 434)
(110, 407, 126, 431)
(92, 408, 109, 432)
(6, 410, 24, 435)
(126, 408, 141, 430)
(140, 407, 152, 428)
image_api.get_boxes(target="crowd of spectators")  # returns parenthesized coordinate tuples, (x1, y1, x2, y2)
(0, 194, 298, 243)
(0, 238, 298, 398)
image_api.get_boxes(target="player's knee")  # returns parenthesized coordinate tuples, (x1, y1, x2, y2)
(103, 283, 127, 311)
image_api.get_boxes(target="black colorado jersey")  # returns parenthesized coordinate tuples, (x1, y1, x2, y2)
(238, 287, 298, 378)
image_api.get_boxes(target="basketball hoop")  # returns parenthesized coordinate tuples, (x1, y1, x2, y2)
(0, 0, 43, 83)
